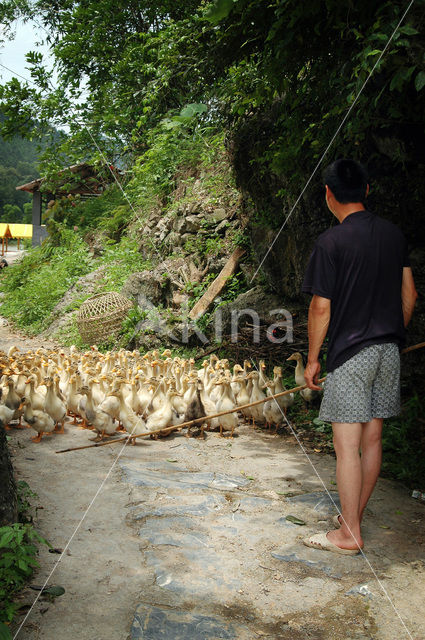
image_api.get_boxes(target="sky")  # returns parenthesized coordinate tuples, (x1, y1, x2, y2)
(0, 19, 53, 84)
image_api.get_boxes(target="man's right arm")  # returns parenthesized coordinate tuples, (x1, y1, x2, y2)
(401, 267, 417, 327)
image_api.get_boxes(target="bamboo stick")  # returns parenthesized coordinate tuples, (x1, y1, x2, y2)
(56, 378, 326, 453)
(401, 341, 425, 354)
(56, 339, 425, 454)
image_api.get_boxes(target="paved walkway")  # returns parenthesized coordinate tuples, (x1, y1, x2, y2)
(2, 318, 424, 640)
(2, 247, 26, 265)
(7, 419, 425, 640)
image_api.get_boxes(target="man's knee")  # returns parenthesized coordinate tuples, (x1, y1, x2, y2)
(361, 418, 383, 448)
(332, 423, 362, 456)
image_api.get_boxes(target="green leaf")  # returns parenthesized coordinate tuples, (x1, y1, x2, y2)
(0, 622, 12, 640)
(203, 0, 234, 24)
(398, 25, 419, 36)
(390, 69, 407, 92)
(179, 103, 207, 119)
(0, 533, 13, 548)
(415, 71, 425, 92)
(285, 515, 306, 526)
(17, 559, 28, 572)
(43, 585, 65, 597)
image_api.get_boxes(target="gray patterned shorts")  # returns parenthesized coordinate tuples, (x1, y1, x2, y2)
(319, 343, 401, 424)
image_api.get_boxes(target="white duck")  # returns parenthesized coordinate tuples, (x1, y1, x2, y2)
(66, 375, 83, 424)
(114, 389, 146, 444)
(0, 398, 18, 428)
(44, 377, 67, 433)
(96, 379, 124, 427)
(247, 372, 266, 426)
(145, 388, 181, 437)
(258, 360, 269, 389)
(286, 352, 322, 404)
(23, 399, 55, 443)
(263, 369, 294, 433)
(4, 376, 23, 425)
(214, 377, 238, 437)
(24, 376, 46, 412)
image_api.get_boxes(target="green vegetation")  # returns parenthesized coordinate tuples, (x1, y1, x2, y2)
(0, 120, 238, 344)
(0, 480, 49, 639)
(98, 237, 152, 292)
(0, 114, 57, 222)
(0, 229, 150, 336)
(0, 131, 36, 221)
(382, 394, 424, 487)
(0, 229, 95, 334)
(0, 0, 422, 490)
(0, 0, 423, 235)
(0, 524, 49, 631)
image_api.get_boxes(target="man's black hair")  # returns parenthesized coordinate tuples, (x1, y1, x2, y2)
(323, 159, 368, 204)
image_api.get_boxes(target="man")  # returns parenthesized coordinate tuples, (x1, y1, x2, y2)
(301, 158, 417, 555)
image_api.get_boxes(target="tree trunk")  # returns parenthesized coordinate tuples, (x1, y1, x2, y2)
(0, 427, 17, 526)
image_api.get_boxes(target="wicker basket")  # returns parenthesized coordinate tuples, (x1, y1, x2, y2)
(76, 291, 133, 345)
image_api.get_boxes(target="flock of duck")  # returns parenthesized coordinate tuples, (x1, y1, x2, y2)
(0, 346, 321, 444)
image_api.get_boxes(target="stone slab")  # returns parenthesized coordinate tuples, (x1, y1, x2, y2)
(139, 515, 208, 549)
(121, 461, 249, 492)
(286, 491, 341, 515)
(145, 545, 242, 595)
(272, 550, 343, 579)
(131, 604, 244, 639)
(133, 494, 226, 519)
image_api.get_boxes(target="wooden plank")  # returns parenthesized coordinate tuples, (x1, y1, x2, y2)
(189, 247, 245, 320)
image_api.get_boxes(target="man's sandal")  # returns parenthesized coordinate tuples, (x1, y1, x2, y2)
(302, 532, 360, 556)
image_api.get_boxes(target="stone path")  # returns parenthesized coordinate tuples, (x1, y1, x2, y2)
(7, 419, 424, 640)
(2, 247, 26, 265)
(122, 436, 424, 640)
(2, 324, 424, 640)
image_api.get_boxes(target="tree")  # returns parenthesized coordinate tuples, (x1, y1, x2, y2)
(23, 202, 32, 223)
(1, 204, 23, 222)
(0, 428, 17, 526)
(0, 0, 424, 242)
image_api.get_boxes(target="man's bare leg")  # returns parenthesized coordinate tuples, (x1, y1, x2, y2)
(327, 422, 364, 550)
(359, 417, 383, 522)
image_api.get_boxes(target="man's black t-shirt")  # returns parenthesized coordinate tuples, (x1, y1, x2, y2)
(302, 210, 409, 372)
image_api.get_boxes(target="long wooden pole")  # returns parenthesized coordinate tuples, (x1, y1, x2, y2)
(56, 378, 326, 453)
(401, 341, 425, 354)
(56, 340, 425, 454)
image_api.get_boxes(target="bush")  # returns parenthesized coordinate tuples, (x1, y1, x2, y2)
(99, 236, 151, 291)
(382, 394, 425, 488)
(0, 523, 50, 630)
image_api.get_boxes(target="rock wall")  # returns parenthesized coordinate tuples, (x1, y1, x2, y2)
(229, 116, 425, 393)
(0, 427, 17, 525)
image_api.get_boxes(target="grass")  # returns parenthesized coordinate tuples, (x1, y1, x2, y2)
(0, 230, 151, 338)
(0, 229, 95, 335)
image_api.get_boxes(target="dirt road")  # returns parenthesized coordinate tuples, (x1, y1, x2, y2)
(3, 323, 424, 640)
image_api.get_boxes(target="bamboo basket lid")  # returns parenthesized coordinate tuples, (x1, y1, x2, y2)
(76, 291, 132, 345)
